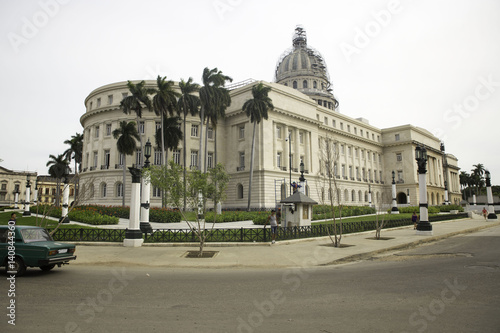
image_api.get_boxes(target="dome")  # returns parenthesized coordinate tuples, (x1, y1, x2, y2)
(275, 26, 338, 111)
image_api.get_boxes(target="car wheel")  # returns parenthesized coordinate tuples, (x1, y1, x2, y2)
(5, 257, 26, 276)
(40, 264, 56, 271)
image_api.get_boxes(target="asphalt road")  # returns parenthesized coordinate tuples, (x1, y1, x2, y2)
(2, 226, 500, 333)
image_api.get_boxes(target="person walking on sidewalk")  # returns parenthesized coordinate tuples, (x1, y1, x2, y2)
(412, 211, 418, 230)
(265, 210, 278, 244)
(482, 207, 488, 220)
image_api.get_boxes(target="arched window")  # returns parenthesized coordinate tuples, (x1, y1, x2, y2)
(293, 81, 297, 89)
(351, 190, 355, 202)
(303, 80, 308, 89)
(358, 190, 362, 202)
(313, 81, 317, 89)
(365, 191, 368, 202)
(321, 188, 325, 202)
(116, 182, 123, 197)
(89, 184, 94, 198)
(237, 184, 244, 199)
(101, 183, 107, 198)
(344, 189, 349, 202)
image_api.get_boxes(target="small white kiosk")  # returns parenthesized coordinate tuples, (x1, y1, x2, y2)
(280, 192, 318, 227)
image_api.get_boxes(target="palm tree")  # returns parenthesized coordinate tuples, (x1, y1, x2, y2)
(459, 171, 472, 200)
(113, 121, 140, 207)
(472, 164, 485, 195)
(120, 80, 155, 165)
(63, 132, 83, 201)
(46, 154, 70, 207)
(199, 67, 232, 172)
(242, 82, 274, 211)
(177, 78, 200, 210)
(154, 116, 183, 163)
(152, 75, 180, 166)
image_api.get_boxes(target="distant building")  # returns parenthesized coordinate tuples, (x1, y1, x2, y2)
(0, 166, 37, 207)
(36, 175, 76, 205)
(78, 26, 461, 209)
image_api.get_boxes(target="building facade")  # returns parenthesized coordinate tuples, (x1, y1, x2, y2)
(78, 27, 461, 210)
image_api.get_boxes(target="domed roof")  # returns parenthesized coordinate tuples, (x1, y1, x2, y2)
(275, 26, 330, 84)
(275, 26, 338, 110)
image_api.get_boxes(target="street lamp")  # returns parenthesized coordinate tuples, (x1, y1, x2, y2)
(368, 183, 372, 208)
(23, 174, 31, 216)
(485, 170, 498, 220)
(415, 144, 432, 235)
(299, 160, 305, 194)
(391, 170, 399, 214)
(286, 132, 292, 196)
(140, 139, 153, 234)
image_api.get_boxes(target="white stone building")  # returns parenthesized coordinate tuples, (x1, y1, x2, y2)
(79, 27, 461, 210)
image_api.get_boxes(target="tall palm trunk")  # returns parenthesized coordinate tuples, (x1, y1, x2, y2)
(198, 106, 204, 171)
(204, 117, 210, 173)
(161, 113, 166, 166)
(183, 105, 187, 211)
(122, 154, 126, 207)
(136, 115, 143, 166)
(247, 121, 257, 211)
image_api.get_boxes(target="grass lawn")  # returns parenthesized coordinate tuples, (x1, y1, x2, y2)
(0, 211, 97, 229)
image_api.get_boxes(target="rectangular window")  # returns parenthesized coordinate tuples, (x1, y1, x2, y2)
(341, 145, 345, 154)
(349, 166, 353, 178)
(89, 101, 93, 110)
(398, 170, 403, 181)
(355, 148, 358, 158)
(86, 153, 89, 168)
(395, 134, 400, 141)
(207, 152, 213, 169)
(155, 121, 161, 131)
(122, 92, 128, 99)
(356, 167, 360, 179)
(367, 152, 371, 160)
(136, 149, 143, 166)
(360, 129, 363, 136)
(340, 122, 344, 130)
(277, 152, 282, 168)
(347, 125, 351, 132)
(239, 125, 245, 139)
(354, 127, 357, 135)
(207, 127, 213, 139)
(372, 133, 375, 140)
(104, 150, 110, 168)
(118, 153, 124, 166)
(95, 126, 99, 138)
(288, 130, 293, 141)
(342, 164, 346, 177)
(276, 126, 282, 139)
(299, 132, 303, 144)
(173, 149, 180, 165)
(324, 117, 328, 125)
(97, 98, 101, 107)
(191, 124, 199, 137)
(154, 149, 162, 165)
(93, 151, 98, 168)
(106, 124, 112, 136)
(332, 120, 336, 128)
(374, 170, 377, 181)
(396, 153, 402, 162)
(348, 146, 352, 156)
(108, 95, 113, 105)
(152, 186, 161, 198)
(139, 121, 145, 134)
(239, 152, 245, 168)
(190, 150, 198, 168)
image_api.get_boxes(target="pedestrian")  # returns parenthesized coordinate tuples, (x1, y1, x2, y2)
(482, 207, 488, 220)
(265, 209, 278, 244)
(412, 211, 418, 230)
(9, 213, 16, 223)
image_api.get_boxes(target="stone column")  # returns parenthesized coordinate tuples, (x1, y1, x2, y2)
(485, 171, 497, 220)
(391, 171, 399, 214)
(22, 177, 31, 217)
(60, 177, 70, 223)
(124, 167, 144, 247)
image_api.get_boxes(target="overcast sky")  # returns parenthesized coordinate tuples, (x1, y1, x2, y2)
(1, 0, 499, 183)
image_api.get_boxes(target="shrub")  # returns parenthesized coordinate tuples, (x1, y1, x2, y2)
(312, 205, 376, 220)
(436, 204, 464, 212)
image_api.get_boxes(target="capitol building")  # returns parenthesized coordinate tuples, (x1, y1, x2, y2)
(79, 26, 461, 210)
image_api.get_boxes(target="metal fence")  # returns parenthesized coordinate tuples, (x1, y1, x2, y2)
(49, 213, 468, 243)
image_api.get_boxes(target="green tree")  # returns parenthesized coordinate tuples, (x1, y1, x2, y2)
(46, 154, 70, 207)
(152, 75, 181, 165)
(472, 164, 485, 195)
(154, 116, 183, 162)
(199, 67, 232, 172)
(177, 78, 200, 210)
(63, 132, 83, 200)
(242, 82, 274, 211)
(120, 80, 154, 164)
(146, 161, 229, 256)
(113, 121, 140, 207)
(459, 171, 472, 200)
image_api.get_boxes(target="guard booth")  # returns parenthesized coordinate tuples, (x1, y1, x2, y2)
(280, 192, 318, 227)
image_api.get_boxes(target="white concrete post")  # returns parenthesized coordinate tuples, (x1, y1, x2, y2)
(124, 167, 143, 247)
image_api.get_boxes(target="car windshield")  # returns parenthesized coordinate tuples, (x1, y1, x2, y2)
(20, 228, 53, 243)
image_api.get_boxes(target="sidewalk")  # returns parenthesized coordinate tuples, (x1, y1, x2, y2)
(71, 216, 500, 269)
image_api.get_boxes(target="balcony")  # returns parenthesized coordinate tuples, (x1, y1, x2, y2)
(115, 164, 124, 169)
(89, 166, 95, 171)
(280, 166, 287, 171)
(396, 179, 405, 184)
(101, 165, 110, 170)
(237, 166, 245, 171)
(292, 168, 298, 173)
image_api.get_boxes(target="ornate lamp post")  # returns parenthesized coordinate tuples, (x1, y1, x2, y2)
(140, 139, 153, 233)
(485, 170, 498, 220)
(299, 161, 305, 194)
(33, 178, 39, 206)
(407, 188, 410, 205)
(391, 171, 399, 214)
(286, 133, 292, 196)
(415, 144, 432, 235)
(23, 174, 31, 216)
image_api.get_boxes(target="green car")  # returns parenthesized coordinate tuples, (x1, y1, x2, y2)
(0, 225, 76, 276)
